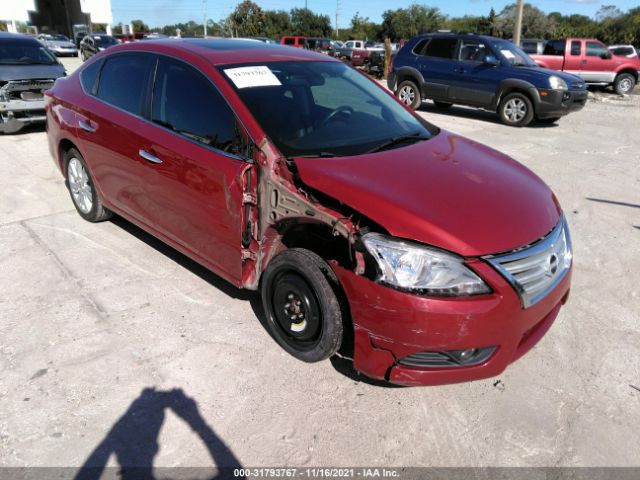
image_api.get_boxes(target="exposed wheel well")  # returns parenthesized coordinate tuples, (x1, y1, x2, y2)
(58, 138, 78, 172)
(496, 88, 534, 111)
(616, 69, 638, 81)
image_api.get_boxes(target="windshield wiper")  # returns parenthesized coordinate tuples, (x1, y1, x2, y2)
(366, 131, 429, 154)
(292, 152, 338, 159)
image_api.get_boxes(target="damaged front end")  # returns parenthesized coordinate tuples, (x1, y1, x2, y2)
(0, 79, 55, 133)
(240, 139, 366, 292)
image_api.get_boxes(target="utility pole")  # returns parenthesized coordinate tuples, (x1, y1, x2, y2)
(335, 0, 340, 38)
(513, 0, 524, 46)
(305, 0, 308, 9)
(202, 0, 208, 37)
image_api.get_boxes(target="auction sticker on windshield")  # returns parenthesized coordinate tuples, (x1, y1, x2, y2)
(224, 66, 281, 89)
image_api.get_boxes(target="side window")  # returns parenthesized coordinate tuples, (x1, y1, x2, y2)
(284, 37, 294, 45)
(345, 41, 353, 48)
(543, 40, 565, 56)
(423, 38, 458, 59)
(412, 39, 429, 55)
(80, 58, 103, 94)
(459, 40, 490, 62)
(586, 41, 608, 57)
(97, 54, 155, 115)
(151, 58, 243, 155)
(570, 41, 581, 56)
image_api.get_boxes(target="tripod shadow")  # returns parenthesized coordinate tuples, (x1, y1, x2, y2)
(74, 388, 242, 480)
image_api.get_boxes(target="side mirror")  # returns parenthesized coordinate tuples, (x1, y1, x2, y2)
(484, 55, 500, 66)
(601, 51, 612, 60)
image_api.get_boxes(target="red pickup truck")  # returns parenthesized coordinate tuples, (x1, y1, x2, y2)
(531, 39, 640, 94)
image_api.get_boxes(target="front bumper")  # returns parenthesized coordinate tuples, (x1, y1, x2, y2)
(331, 259, 571, 386)
(534, 88, 588, 119)
(51, 48, 78, 56)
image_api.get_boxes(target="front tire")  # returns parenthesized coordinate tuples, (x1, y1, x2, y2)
(64, 148, 112, 222)
(614, 73, 636, 95)
(498, 92, 534, 127)
(396, 80, 421, 110)
(261, 248, 345, 363)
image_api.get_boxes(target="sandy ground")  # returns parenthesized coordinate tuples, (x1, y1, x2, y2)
(0, 56, 639, 471)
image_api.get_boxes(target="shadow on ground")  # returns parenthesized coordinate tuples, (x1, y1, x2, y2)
(74, 388, 242, 480)
(418, 102, 560, 128)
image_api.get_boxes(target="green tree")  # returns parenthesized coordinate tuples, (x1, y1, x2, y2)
(493, 3, 555, 39)
(230, 0, 265, 37)
(131, 19, 150, 33)
(290, 8, 332, 37)
(264, 10, 291, 39)
(381, 4, 444, 41)
(350, 12, 380, 40)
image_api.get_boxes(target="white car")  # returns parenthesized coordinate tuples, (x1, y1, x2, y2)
(608, 45, 639, 59)
(37, 33, 78, 57)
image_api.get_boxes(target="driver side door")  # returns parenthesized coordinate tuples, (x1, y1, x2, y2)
(580, 41, 617, 84)
(448, 39, 499, 107)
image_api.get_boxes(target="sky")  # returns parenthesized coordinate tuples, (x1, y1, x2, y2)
(110, 0, 638, 29)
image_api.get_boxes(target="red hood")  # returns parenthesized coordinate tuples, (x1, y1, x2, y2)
(295, 130, 560, 257)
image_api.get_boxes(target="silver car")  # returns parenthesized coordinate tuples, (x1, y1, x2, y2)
(37, 33, 78, 57)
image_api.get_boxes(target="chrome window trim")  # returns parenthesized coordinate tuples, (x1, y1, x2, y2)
(76, 49, 255, 163)
(484, 215, 572, 309)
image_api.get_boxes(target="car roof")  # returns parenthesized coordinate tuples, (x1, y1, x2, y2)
(108, 38, 337, 66)
(417, 33, 506, 43)
(0, 32, 41, 44)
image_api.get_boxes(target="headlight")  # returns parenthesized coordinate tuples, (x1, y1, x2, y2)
(361, 233, 491, 296)
(548, 76, 568, 91)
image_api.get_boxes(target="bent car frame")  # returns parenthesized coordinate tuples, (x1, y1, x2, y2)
(45, 39, 572, 386)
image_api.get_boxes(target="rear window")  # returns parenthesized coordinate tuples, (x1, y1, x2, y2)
(80, 59, 103, 94)
(423, 38, 458, 59)
(97, 54, 155, 115)
(543, 40, 566, 56)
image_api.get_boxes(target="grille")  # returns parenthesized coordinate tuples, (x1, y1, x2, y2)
(486, 216, 572, 308)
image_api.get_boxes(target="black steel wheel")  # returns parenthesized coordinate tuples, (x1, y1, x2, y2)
(261, 248, 345, 362)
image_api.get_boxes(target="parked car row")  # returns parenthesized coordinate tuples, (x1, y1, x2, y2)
(44, 38, 573, 386)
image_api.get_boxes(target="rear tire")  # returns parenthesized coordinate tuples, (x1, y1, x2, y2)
(261, 248, 345, 363)
(614, 73, 636, 95)
(63, 148, 112, 222)
(433, 101, 453, 109)
(498, 92, 534, 127)
(396, 80, 421, 110)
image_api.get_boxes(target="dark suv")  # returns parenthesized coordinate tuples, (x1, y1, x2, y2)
(388, 34, 588, 126)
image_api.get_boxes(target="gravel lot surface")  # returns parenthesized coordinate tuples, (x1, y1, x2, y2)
(1, 56, 639, 470)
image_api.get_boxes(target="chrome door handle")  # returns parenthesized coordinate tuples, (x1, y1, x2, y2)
(78, 119, 95, 132)
(139, 149, 163, 164)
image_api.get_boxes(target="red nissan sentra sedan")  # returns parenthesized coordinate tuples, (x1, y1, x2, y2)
(45, 39, 572, 386)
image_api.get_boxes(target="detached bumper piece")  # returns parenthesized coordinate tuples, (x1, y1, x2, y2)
(0, 79, 54, 133)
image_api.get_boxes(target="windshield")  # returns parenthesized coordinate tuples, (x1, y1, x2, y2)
(0, 43, 58, 65)
(221, 61, 436, 157)
(94, 36, 118, 47)
(492, 41, 537, 67)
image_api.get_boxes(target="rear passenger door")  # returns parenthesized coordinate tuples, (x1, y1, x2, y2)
(140, 57, 250, 284)
(413, 37, 459, 101)
(76, 52, 157, 224)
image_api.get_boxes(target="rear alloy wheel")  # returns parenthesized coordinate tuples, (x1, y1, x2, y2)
(261, 248, 345, 362)
(614, 73, 636, 95)
(64, 148, 112, 222)
(396, 80, 421, 110)
(498, 92, 534, 127)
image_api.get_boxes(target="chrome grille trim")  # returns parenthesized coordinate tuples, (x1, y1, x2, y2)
(485, 216, 572, 309)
